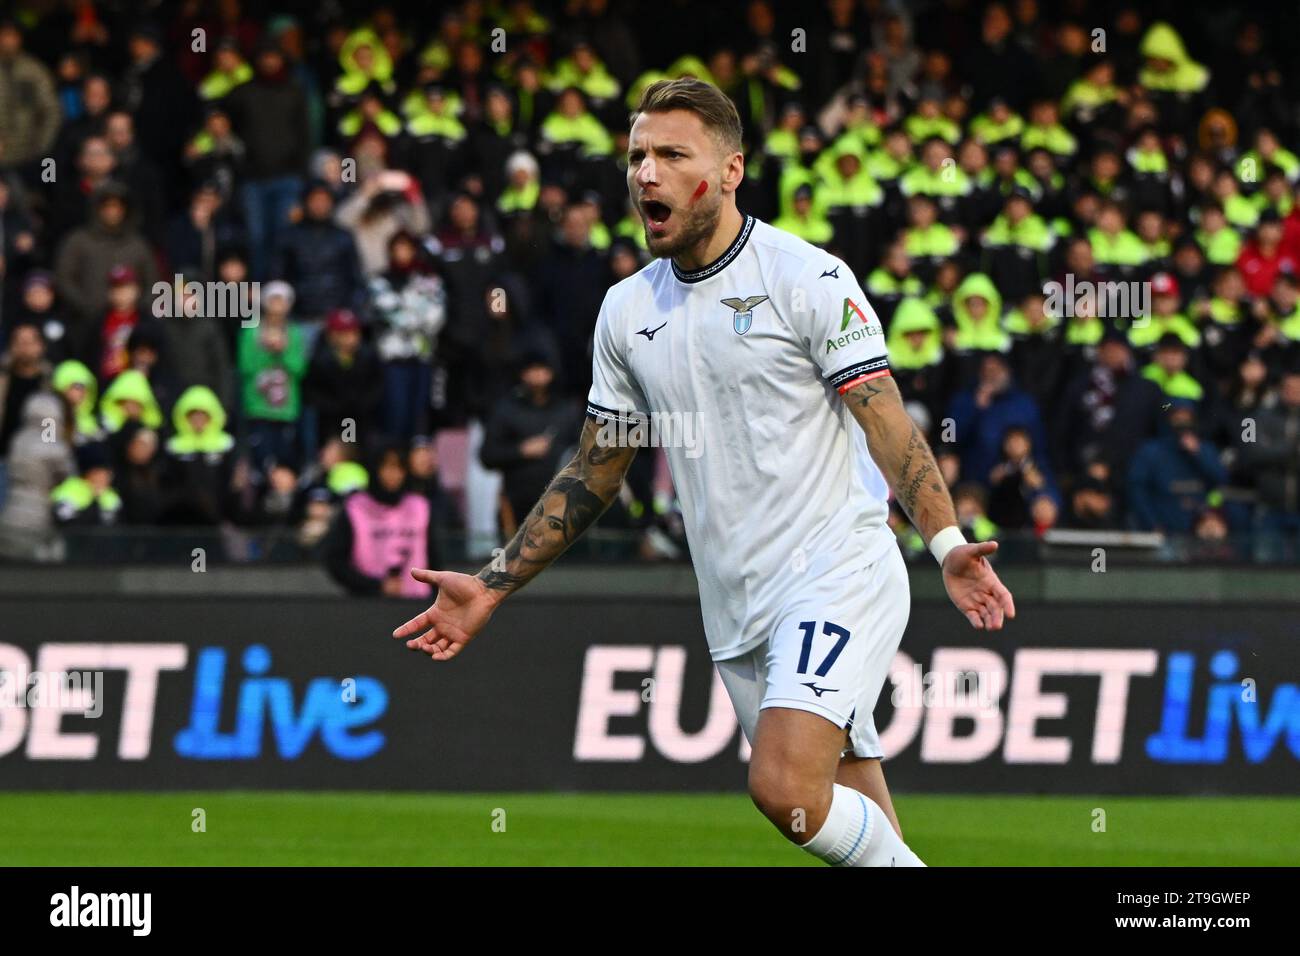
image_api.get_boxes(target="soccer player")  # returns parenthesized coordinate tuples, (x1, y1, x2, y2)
(393, 78, 1016, 867)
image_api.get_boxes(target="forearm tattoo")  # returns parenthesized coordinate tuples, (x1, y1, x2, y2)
(847, 376, 888, 410)
(894, 419, 947, 536)
(476, 417, 636, 595)
(844, 377, 955, 543)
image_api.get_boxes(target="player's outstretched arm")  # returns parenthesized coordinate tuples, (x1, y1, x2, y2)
(392, 415, 638, 659)
(842, 375, 1016, 630)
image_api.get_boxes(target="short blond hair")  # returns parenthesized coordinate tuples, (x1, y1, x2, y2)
(630, 78, 744, 155)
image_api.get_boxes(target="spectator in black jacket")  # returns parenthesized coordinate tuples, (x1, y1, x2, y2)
(1241, 367, 1300, 561)
(112, 421, 164, 526)
(120, 23, 194, 208)
(964, 3, 1037, 112)
(45, 134, 117, 250)
(429, 193, 505, 425)
(480, 349, 582, 534)
(531, 203, 608, 398)
(985, 424, 1061, 533)
(303, 308, 383, 447)
(7, 272, 66, 365)
(467, 85, 529, 202)
(164, 182, 243, 280)
(1006, 291, 1066, 408)
(466, 272, 554, 423)
(226, 41, 310, 278)
(1063, 473, 1123, 530)
(51, 72, 111, 173)
(0, 175, 36, 305)
(272, 181, 363, 324)
(103, 110, 165, 246)
(1053, 327, 1164, 487)
(154, 270, 234, 410)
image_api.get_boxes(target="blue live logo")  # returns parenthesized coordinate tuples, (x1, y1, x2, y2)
(175, 645, 387, 759)
(1147, 650, 1300, 762)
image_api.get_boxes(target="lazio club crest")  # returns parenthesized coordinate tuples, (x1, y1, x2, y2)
(720, 295, 770, 335)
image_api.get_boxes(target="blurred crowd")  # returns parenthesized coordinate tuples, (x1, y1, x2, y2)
(1, 0, 1299, 578)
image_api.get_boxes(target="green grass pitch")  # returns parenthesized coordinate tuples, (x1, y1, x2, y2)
(0, 793, 1295, 866)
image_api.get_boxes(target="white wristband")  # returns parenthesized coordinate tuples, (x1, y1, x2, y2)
(929, 525, 966, 568)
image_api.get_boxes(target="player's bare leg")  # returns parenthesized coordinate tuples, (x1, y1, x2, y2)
(837, 755, 904, 839)
(749, 708, 844, 837)
(749, 707, 924, 866)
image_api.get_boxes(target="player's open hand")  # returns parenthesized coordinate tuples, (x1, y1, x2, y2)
(941, 541, 1016, 630)
(391, 569, 500, 661)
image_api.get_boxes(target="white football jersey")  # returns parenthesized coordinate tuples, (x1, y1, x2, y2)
(587, 215, 901, 661)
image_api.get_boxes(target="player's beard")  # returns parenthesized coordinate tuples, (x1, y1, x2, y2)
(644, 188, 724, 262)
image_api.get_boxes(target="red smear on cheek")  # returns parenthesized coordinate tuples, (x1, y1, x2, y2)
(691, 179, 708, 202)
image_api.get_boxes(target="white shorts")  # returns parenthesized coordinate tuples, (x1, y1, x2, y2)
(716, 543, 910, 759)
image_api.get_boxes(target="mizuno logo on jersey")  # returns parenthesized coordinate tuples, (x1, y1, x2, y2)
(801, 681, 839, 697)
(820, 265, 840, 279)
(720, 295, 769, 335)
(636, 322, 668, 341)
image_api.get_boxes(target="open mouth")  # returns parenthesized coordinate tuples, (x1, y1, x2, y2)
(642, 199, 672, 229)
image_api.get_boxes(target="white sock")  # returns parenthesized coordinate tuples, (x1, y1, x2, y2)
(801, 784, 926, 867)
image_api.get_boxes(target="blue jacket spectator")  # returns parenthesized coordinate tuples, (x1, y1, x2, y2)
(1127, 400, 1227, 533)
(946, 352, 1052, 489)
